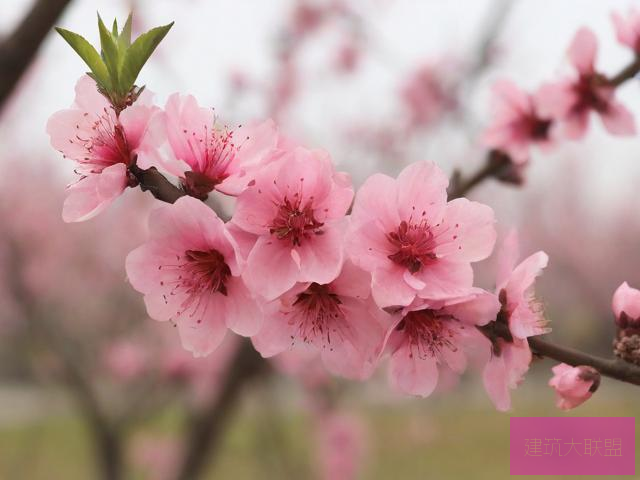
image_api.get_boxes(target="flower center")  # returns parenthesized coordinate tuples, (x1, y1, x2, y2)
(526, 115, 552, 140)
(387, 220, 437, 273)
(158, 249, 231, 322)
(574, 73, 610, 113)
(269, 196, 324, 246)
(289, 283, 347, 349)
(396, 309, 458, 359)
(72, 108, 131, 174)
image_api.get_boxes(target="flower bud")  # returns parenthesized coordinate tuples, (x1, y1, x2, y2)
(548, 364, 600, 411)
(612, 282, 640, 329)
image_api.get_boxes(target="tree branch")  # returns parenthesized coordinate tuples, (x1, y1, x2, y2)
(481, 320, 640, 386)
(5, 239, 124, 480)
(0, 0, 72, 110)
(528, 336, 640, 386)
(175, 341, 269, 480)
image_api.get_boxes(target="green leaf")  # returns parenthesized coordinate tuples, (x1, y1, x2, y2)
(112, 18, 119, 37)
(55, 27, 111, 90)
(97, 15, 120, 93)
(119, 22, 173, 93)
(119, 13, 133, 49)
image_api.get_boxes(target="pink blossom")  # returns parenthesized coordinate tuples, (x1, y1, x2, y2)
(537, 27, 636, 139)
(548, 363, 599, 410)
(232, 147, 353, 300)
(612, 281, 640, 328)
(482, 80, 554, 164)
(400, 64, 456, 130)
(334, 40, 360, 73)
(612, 9, 640, 53)
(347, 161, 496, 309)
(125, 196, 261, 357)
(482, 230, 549, 411)
(47, 76, 156, 222)
(131, 435, 182, 480)
(138, 93, 278, 199)
(252, 261, 389, 379)
(386, 289, 500, 397)
(316, 413, 366, 480)
(102, 340, 149, 382)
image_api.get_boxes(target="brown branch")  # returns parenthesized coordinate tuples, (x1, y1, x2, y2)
(528, 336, 640, 386)
(129, 164, 186, 204)
(448, 150, 512, 199)
(608, 55, 640, 87)
(481, 320, 640, 386)
(175, 341, 269, 480)
(0, 0, 72, 110)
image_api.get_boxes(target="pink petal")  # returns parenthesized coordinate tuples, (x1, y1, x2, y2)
(223, 277, 263, 336)
(600, 101, 636, 136)
(330, 260, 372, 300)
(563, 110, 590, 140)
(431, 198, 496, 263)
(445, 289, 501, 327)
(568, 27, 597, 74)
(371, 264, 417, 308)
(396, 161, 448, 225)
(62, 164, 127, 222)
(73, 75, 110, 112)
(243, 236, 300, 300)
(346, 218, 396, 271)
(415, 260, 474, 301)
(350, 173, 400, 228)
(612, 282, 640, 320)
(388, 340, 439, 397)
(177, 293, 229, 357)
(612, 11, 636, 49)
(120, 103, 157, 150)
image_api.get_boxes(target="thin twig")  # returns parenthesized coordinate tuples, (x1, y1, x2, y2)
(0, 0, 72, 110)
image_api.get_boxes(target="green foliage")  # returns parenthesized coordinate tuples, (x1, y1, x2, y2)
(55, 13, 173, 109)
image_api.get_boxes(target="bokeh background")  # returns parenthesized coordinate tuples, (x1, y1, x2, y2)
(1, 0, 639, 479)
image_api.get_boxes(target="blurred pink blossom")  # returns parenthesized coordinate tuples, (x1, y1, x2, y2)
(102, 340, 149, 382)
(483, 80, 554, 164)
(612, 9, 640, 53)
(537, 27, 636, 139)
(316, 413, 366, 480)
(400, 63, 456, 130)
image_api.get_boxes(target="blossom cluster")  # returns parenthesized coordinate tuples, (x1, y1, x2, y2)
(47, 12, 640, 413)
(47, 75, 555, 411)
(483, 14, 640, 165)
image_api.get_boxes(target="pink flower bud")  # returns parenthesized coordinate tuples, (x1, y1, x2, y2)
(612, 282, 640, 329)
(548, 364, 600, 411)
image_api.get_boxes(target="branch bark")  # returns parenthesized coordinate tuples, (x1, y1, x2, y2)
(0, 0, 72, 110)
(5, 240, 123, 480)
(175, 341, 269, 480)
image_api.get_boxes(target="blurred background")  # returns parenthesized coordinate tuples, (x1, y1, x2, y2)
(1, 0, 639, 478)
